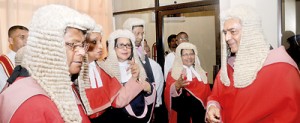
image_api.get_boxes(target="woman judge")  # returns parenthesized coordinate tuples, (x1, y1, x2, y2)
(164, 42, 211, 123)
(95, 29, 155, 123)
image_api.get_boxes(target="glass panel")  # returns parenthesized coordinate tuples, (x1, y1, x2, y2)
(112, 0, 154, 12)
(159, 0, 202, 6)
(163, 11, 216, 83)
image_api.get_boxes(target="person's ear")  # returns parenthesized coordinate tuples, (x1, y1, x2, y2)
(8, 37, 14, 45)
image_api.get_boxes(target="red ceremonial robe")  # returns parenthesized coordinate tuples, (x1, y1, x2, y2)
(207, 46, 300, 123)
(164, 70, 211, 123)
(0, 77, 90, 123)
(0, 55, 14, 77)
(92, 65, 156, 123)
(83, 66, 122, 118)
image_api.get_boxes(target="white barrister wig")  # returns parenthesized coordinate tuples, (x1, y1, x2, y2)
(220, 5, 270, 88)
(123, 18, 145, 32)
(15, 46, 26, 66)
(171, 42, 208, 84)
(123, 18, 146, 61)
(99, 29, 147, 83)
(82, 14, 104, 35)
(93, 24, 103, 35)
(21, 4, 94, 122)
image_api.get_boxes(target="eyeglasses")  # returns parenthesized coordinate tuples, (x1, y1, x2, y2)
(181, 53, 195, 57)
(115, 43, 132, 49)
(65, 42, 89, 51)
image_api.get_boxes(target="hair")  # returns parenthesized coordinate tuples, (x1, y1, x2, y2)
(177, 32, 188, 37)
(65, 27, 87, 35)
(287, 35, 300, 45)
(167, 34, 177, 47)
(86, 33, 94, 51)
(132, 25, 144, 30)
(8, 25, 28, 37)
(86, 32, 101, 52)
(106, 40, 109, 48)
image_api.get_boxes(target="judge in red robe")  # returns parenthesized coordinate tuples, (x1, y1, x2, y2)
(1, 76, 91, 123)
(206, 6, 300, 123)
(0, 5, 95, 123)
(164, 42, 211, 123)
(77, 25, 121, 121)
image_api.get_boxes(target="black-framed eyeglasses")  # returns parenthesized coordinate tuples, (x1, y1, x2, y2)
(65, 42, 89, 51)
(115, 43, 132, 49)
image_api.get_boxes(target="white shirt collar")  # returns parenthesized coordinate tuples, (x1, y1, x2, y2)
(88, 61, 103, 88)
(6, 49, 16, 66)
(118, 60, 132, 83)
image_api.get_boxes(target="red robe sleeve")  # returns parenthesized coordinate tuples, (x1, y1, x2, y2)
(251, 63, 300, 123)
(164, 71, 178, 123)
(207, 63, 300, 122)
(112, 77, 144, 108)
(84, 68, 122, 118)
(10, 95, 63, 123)
(10, 95, 90, 123)
(206, 70, 223, 108)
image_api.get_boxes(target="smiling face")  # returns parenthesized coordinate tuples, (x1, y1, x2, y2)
(114, 37, 133, 62)
(181, 49, 195, 67)
(223, 18, 242, 53)
(87, 32, 103, 62)
(132, 26, 144, 47)
(64, 27, 87, 74)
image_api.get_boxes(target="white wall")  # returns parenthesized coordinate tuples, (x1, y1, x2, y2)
(220, 0, 280, 47)
(113, 0, 154, 12)
(297, 1, 300, 34)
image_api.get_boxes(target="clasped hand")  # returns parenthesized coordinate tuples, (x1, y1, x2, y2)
(128, 59, 151, 93)
(175, 74, 190, 91)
